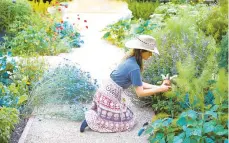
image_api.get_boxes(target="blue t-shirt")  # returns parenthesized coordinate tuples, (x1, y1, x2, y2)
(110, 56, 143, 89)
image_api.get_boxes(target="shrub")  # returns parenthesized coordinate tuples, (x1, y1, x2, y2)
(126, 0, 160, 20)
(0, 107, 19, 143)
(102, 19, 132, 48)
(52, 21, 84, 48)
(197, 3, 228, 43)
(0, 0, 32, 32)
(142, 13, 217, 85)
(25, 60, 98, 120)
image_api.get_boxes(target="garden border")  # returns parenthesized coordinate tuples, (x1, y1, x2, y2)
(18, 116, 35, 143)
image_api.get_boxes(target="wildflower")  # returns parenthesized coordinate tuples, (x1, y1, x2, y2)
(77, 18, 80, 20)
(61, 20, 64, 23)
(84, 20, 87, 23)
(65, 5, 68, 8)
(86, 26, 88, 29)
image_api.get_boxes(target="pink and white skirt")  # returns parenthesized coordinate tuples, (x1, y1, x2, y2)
(85, 78, 136, 132)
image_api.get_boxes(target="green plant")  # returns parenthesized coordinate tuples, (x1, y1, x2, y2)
(197, 3, 228, 43)
(4, 24, 69, 56)
(0, 52, 17, 86)
(144, 108, 228, 143)
(143, 12, 217, 84)
(217, 33, 228, 71)
(0, 107, 19, 143)
(25, 61, 98, 121)
(102, 19, 132, 48)
(0, 0, 32, 32)
(126, 0, 159, 20)
(52, 20, 84, 48)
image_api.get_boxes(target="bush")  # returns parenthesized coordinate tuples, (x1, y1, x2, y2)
(126, 0, 159, 20)
(0, 107, 19, 143)
(0, 0, 32, 32)
(197, 3, 228, 43)
(25, 61, 98, 120)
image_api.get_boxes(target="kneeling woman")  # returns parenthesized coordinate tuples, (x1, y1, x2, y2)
(80, 35, 171, 133)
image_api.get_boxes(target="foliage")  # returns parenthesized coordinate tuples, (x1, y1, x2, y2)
(0, 52, 17, 86)
(25, 60, 98, 120)
(142, 11, 217, 85)
(102, 19, 132, 48)
(144, 108, 228, 143)
(171, 54, 217, 112)
(0, 0, 32, 32)
(0, 107, 19, 143)
(197, 3, 228, 43)
(4, 26, 65, 56)
(151, 94, 184, 118)
(3, 12, 74, 56)
(125, 0, 160, 20)
(217, 33, 228, 71)
(52, 20, 84, 48)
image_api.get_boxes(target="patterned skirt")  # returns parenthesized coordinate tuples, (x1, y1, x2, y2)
(85, 78, 136, 132)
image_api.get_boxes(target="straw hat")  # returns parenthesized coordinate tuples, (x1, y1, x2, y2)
(125, 35, 160, 55)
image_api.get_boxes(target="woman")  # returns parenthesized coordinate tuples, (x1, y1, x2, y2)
(80, 35, 171, 133)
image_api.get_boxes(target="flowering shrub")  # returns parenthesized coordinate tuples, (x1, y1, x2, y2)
(52, 20, 84, 48)
(26, 60, 98, 120)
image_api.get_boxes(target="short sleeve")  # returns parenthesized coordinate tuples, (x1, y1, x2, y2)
(129, 69, 142, 87)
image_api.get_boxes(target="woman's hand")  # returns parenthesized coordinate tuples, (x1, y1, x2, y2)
(159, 84, 171, 92)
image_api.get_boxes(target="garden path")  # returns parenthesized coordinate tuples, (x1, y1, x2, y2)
(20, 0, 154, 143)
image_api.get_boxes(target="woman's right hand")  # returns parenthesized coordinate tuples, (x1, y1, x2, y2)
(159, 84, 171, 92)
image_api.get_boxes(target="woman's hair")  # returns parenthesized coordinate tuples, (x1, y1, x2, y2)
(123, 49, 148, 72)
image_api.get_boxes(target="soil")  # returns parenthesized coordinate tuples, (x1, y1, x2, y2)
(10, 118, 29, 143)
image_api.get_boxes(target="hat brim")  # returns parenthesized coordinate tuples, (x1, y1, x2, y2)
(125, 39, 160, 55)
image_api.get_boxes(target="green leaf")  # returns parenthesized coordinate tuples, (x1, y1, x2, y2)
(167, 133, 175, 143)
(162, 118, 173, 126)
(186, 128, 202, 137)
(205, 137, 214, 143)
(177, 117, 187, 127)
(213, 125, 228, 135)
(18, 94, 28, 105)
(187, 110, 197, 119)
(203, 121, 216, 133)
(173, 133, 184, 143)
(183, 137, 191, 143)
(144, 126, 154, 135)
(205, 111, 217, 119)
(103, 32, 110, 39)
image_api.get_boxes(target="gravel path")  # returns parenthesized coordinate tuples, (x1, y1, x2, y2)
(20, 1, 154, 143)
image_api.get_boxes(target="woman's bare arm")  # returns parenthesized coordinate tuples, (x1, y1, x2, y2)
(142, 82, 160, 89)
(134, 84, 171, 97)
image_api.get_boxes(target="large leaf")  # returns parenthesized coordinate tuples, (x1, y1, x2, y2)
(177, 117, 187, 127)
(213, 125, 228, 135)
(203, 121, 216, 133)
(186, 128, 202, 137)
